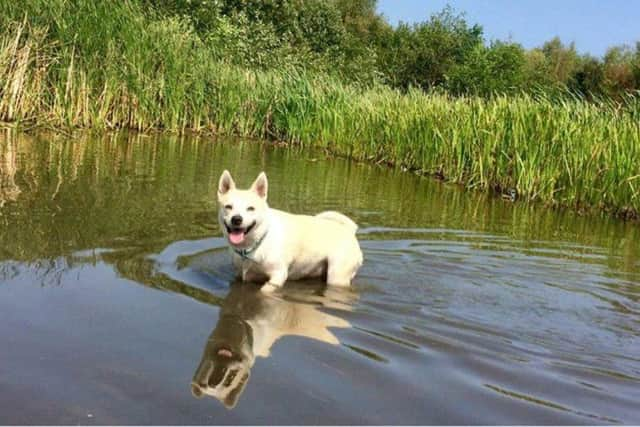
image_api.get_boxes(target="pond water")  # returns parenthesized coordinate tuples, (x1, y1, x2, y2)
(1, 130, 639, 425)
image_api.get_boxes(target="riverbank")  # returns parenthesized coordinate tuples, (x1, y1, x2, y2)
(1, 15, 638, 219)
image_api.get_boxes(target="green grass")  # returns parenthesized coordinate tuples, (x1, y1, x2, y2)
(1, 0, 639, 218)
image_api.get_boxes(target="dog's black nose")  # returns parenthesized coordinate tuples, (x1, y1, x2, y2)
(231, 215, 243, 226)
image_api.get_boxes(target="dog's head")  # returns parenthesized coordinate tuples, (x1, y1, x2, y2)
(190, 283, 263, 409)
(190, 312, 254, 409)
(217, 170, 269, 248)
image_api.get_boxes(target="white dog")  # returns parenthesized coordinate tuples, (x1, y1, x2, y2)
(217, 170, 363, 291)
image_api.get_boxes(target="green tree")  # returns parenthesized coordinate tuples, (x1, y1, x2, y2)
(376, 7, 483, 90)
(144, 0, 381, 81)
(603, 45, 637, 97)
(570, 55, 605, 98)
(541, 37, 579, 85)
(633, 42, 640, 90)
(447, 41, 526, 96)
(334, 0, 380, 39)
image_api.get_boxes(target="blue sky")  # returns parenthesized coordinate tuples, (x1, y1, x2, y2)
(377, 0, 640, 57)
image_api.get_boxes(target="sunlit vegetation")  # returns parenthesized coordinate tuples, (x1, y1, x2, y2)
(0, 0, 638, 217)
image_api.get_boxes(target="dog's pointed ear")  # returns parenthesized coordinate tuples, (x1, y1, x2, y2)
(218, 170, 235, 196)
(250, 172, 268, 200)
(191, 384, 204, 399)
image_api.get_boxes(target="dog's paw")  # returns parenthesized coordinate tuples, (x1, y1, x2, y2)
(261, 283, 280, 293)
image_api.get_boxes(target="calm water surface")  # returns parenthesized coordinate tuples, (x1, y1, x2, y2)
(1, 130, 639, 424)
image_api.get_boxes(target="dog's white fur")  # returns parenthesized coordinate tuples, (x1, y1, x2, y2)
(217, 170, 363, 290)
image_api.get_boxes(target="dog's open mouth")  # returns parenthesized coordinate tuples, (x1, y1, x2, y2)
(225, 221, 256, 245)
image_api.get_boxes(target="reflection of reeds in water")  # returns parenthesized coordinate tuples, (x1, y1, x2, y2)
(1, 128, 639, 275)
(0, 130, 21, 206)
(0, 257, 76, 286)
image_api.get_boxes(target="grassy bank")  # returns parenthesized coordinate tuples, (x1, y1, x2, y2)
(0, 2, 639, 218)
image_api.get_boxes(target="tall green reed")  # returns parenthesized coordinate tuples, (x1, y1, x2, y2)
(0, 1, 638, 218)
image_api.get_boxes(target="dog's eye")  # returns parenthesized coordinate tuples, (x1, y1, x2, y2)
(247, 206, 255, 212)
(224, 204, 232, 210)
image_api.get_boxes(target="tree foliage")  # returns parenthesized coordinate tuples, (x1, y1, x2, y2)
(14, 0, 638, 99)
(375, 7, 483, 90)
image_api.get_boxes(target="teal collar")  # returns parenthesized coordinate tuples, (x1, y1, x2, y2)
(233, 230, 268, 261)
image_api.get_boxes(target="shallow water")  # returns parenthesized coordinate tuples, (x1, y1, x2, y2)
(1, 130, 639, 425)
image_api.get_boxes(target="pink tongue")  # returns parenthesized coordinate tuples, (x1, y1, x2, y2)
(229, 231, 245, 245)
(217, 348, 233, 358)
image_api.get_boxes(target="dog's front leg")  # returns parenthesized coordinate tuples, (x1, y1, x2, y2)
(262, 267, 288, 292)
(232, 255, 244, 281)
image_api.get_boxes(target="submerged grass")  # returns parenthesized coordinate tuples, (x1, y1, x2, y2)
(0, 1, 639, 218)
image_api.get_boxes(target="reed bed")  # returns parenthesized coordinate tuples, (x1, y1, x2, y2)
(0, 2, 638, 218)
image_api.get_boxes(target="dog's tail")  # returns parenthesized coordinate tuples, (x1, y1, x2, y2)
(315, 211, 358, 234)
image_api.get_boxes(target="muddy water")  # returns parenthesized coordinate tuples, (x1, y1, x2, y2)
(1, 130, 639, 425)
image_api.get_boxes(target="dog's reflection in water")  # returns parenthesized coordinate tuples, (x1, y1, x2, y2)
(191, 281, 354, 408)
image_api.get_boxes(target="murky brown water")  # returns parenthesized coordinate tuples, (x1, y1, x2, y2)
(1, 130, 639, 424)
